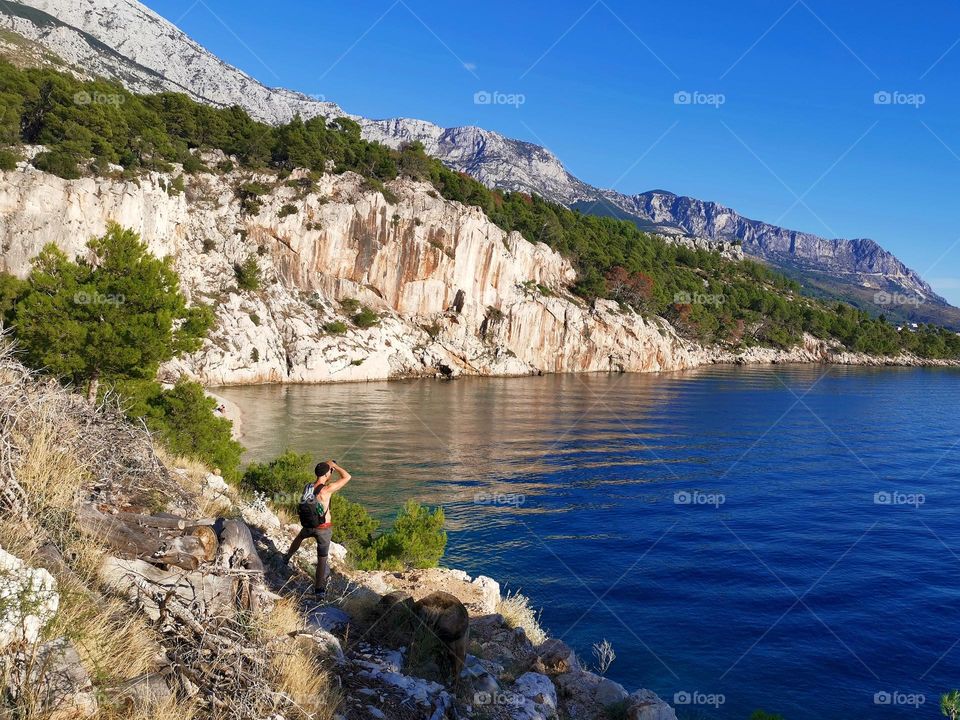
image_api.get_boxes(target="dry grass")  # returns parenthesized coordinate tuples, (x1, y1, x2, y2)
(496, 590, 548, 645)
(254, 595, 341, 720)
(154, 446, 233, 517)
(97, 694, 202, 720)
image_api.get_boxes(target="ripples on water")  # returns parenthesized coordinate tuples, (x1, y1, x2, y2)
(220, 365, 960, 720)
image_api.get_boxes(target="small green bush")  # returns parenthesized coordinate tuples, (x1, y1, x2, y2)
(352, 307, 380, 329)
(234, 257, 261, 291)
(167, 175, 185, 196)
(242, 450, 309, 500)
(323, 320, 348, 335)
(372, 501, 446, 570)
(201, 238, 217, 253)
(339, 298, 360, 314)
(0, 148, 18, 170)
(278, 203, 298, 218)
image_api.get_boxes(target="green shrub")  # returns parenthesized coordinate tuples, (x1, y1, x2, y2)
(0, 148, 18, 170)
(167, 174, 185, 195)
(242, 449, 309, 501)
(373, 501, 446, 570)
(352, 307, 380, 329)
(323, 320, 348, 335)
(234, 256, 261, 291)
(136, 379, 243, 481)
(33, 149, 81, 179)
(202, 238, 216, 253)
(339, 297, 360, 314)
(236, 182, 269, 215)
(278, 203, 298, 218)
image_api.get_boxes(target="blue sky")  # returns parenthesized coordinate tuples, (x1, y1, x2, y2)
(141, 0, 960, 304)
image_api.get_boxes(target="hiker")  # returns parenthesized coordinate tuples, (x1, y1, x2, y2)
(282, 459, 351, 596)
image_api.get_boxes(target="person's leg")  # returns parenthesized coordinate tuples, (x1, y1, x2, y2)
(314, 528, 332, 592)
(282, 528, 309, 564)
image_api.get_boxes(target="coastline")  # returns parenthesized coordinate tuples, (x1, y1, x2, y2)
(204, 349, 960, 393)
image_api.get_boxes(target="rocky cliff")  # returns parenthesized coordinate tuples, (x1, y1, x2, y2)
(0, 163, 699, 385)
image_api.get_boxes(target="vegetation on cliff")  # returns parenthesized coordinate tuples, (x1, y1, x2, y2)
(0, 60, 958, 358)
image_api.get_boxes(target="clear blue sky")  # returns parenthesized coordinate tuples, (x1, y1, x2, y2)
(141, 0, 960, 304)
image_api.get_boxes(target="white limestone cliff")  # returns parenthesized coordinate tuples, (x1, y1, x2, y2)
(0, 165, 699, 385)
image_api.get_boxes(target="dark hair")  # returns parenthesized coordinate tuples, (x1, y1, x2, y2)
(314, 462, 331, 478)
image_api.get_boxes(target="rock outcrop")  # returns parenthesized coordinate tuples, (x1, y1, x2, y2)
(0, 165, 698, 385)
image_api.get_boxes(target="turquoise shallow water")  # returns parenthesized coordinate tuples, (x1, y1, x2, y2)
(219, 365, 960, 719)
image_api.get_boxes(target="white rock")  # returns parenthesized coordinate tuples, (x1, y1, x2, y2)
(0, 545, 58, 648)
(471, 575, 501, 614)
(596, 677, 629, 706)
(626, 689, 678, 720)
(513, 671, 557, 715)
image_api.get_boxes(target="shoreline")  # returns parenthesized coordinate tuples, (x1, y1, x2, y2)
(205, 353, 960, 392)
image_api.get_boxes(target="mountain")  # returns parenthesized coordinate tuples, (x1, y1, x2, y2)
(2, 0, 958, 329)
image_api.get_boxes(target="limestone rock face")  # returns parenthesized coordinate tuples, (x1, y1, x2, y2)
(0, 167, 698, 385)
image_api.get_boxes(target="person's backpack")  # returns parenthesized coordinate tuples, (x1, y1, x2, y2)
(297, 482, 326, 528)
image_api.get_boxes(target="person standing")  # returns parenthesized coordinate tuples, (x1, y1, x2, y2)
(282, 459, 351, 596)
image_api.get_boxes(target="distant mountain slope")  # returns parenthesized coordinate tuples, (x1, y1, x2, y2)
(3, 0, 958, 328)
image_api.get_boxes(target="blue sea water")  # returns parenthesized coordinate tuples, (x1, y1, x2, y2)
(219, 365, 960, 719)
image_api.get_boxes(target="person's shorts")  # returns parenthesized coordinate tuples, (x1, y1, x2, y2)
(305, 526, 333, 557)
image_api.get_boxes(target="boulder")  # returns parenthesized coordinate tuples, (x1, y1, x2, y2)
(0, 545, 58, 648)
(626, 689, 678, 720)
(308, 605, 352, 633)
(513, 671, 558, 715)
(555, 669, 632, 718)
(536, 638, 579, 674)
(471, 575, 501, 614)
(596, 677, 629, 706)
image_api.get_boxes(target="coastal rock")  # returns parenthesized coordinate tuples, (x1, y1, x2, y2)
(536, 639, 580, 674)
(626, 689, 678, 720)
(471, 575, 501, 614)
(0, 545, 59, 648)
(513, 671, 558, 715)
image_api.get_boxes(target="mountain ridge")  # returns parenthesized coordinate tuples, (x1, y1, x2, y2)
(2, 0, 957, 328)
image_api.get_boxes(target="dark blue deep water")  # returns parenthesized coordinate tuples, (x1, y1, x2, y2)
(220, 365, 960, 719)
